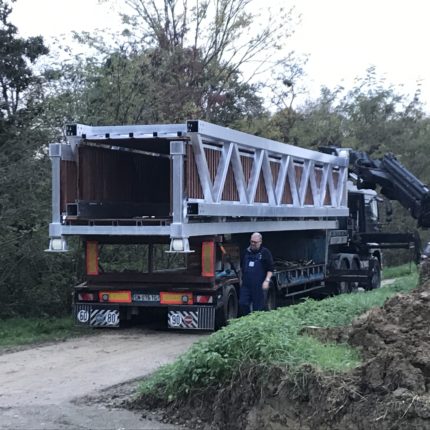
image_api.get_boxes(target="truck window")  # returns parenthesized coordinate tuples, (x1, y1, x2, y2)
(369, 198, 379, 222)
(363, 194, 380, 232)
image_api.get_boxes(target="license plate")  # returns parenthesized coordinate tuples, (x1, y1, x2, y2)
(132, 293, 160, 302)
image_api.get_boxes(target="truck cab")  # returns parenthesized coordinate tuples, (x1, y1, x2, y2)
(345, 187, 381, 234)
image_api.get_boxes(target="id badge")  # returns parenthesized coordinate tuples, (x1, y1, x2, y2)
(248, 261, 255, 267)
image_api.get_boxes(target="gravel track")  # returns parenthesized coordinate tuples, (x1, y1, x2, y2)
(0, 328, 206, 429)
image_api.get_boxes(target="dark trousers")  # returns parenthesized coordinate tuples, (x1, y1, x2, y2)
(239, 282, 267, 315)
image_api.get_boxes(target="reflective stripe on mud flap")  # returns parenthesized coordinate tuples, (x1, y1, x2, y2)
(74, 304, 120, 327)
(168, 306, 215, 330)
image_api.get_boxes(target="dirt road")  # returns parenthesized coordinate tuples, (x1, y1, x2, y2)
(0, 328, 207, 429)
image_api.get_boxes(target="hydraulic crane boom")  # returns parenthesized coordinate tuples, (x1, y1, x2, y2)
(348, 151, 430, 228)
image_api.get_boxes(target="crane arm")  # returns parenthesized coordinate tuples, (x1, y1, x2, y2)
(349, 151, 430, 228)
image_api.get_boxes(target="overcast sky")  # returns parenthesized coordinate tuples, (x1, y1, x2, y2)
(10, 0, 430, 110)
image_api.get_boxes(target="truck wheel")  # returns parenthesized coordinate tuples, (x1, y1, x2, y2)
(337, 259, 351, 294)
(351, 259, 360, 291)
(369, 259, 381, 290)
(216, 285, 238, 328)
(266, 284, 277, 311)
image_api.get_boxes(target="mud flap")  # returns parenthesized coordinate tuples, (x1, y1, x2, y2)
(168, 306, 215, 330)
(74, 304, 120, 327)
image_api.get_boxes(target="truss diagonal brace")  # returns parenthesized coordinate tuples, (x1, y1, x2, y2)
(262, 151, 276, 205)
(213, 142, 234, 203)
(190, 133, 214, 203)
(247, 149, 264, 204)
(231, 144, 248, 204)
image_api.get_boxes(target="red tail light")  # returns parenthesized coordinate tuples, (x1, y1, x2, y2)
(77, 292, 96, 301)
(196, 295, 213, 304)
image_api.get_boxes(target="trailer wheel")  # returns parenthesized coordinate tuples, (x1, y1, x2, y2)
(337, 259, 351, 294)
(266, 284, 277, 311)
(216, 285, 238, 328)
(369, 259, 381, 290)
(351, 259, 361, 291)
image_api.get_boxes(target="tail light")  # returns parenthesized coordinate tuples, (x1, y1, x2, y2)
(86, 241, 99, 276)
(196, 295, 213, 304)
(160, 292, 193, 305)
(77, 292, 96, 302)
(201, 241, 215, 277)
(99, 291, 132, 303)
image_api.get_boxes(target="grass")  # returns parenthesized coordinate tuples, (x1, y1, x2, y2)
(383, 262, 417, 279)
(139, 271, 418, 401)
(0, 316, 88, 349)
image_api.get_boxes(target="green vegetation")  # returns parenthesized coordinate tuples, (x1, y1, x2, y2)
(383, 263, 417, 280)
(0, 317, 88, 348)
(140, 273, 417, 401)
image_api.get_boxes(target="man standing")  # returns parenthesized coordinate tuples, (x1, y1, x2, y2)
(239, 232, 274, 315)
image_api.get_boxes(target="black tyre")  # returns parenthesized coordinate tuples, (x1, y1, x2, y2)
(351, 259, 361, 292)
(337, 259, 351, 294)
(266, 283, 277, 311)
(216, 285, 238, 328)
(369, 258, 381, 290)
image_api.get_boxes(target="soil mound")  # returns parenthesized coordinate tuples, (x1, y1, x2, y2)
(134, 263, 430, 429)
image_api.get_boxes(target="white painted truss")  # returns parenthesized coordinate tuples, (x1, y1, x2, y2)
(49, 120, 349, 249)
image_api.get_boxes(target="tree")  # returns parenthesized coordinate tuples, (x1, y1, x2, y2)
(45, 0, 297, 127)
(0, 0, 48, 121)
(0, 0, 77, 318)
(272, 85, 345, 148)
(119, 0, 295, 123)
(119, 0, 293, 84)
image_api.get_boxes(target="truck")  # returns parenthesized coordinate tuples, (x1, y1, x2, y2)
(47, 120, 430, 330)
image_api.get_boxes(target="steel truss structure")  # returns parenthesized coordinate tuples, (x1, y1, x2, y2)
(48, 120, 349, 252)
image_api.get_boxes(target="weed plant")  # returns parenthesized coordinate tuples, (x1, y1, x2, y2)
(139, 273, 417, 401)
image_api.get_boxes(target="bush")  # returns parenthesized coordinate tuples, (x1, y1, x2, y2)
(139, 272, 417, 401)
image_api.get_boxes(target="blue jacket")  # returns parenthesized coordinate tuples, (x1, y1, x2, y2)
(241, 246, 274, 288)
